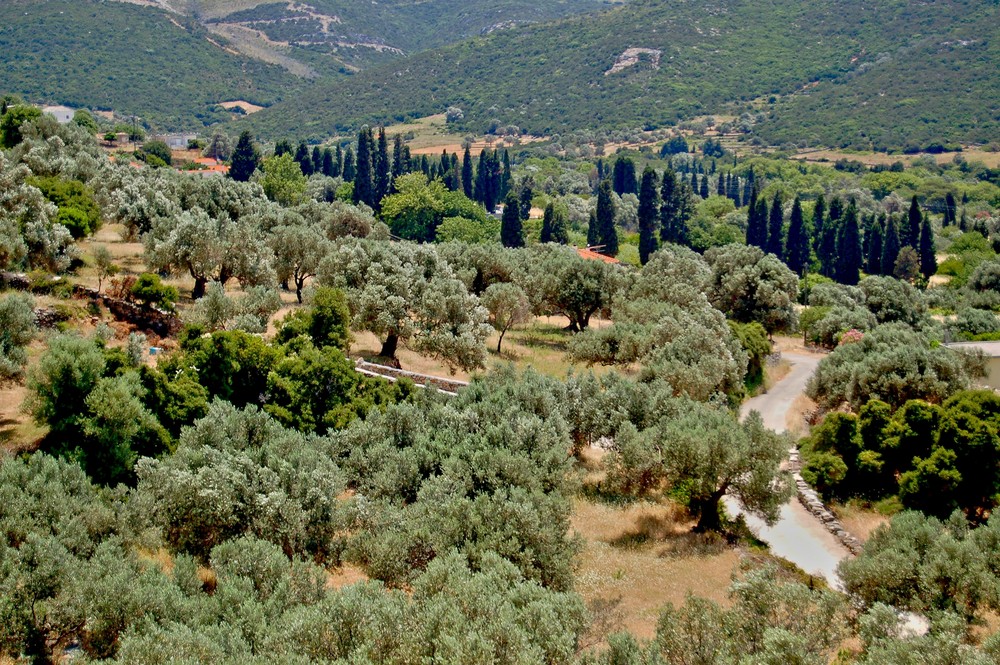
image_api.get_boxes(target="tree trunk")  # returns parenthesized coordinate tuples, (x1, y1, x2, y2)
(295, 277, 304, 304)
(192, 276, 207, 300)
(496, 330, 505, 354)
(380, 333, 399, 359)
(693, 486, 729, 533)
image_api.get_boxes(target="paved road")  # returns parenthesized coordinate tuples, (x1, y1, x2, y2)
(723, 352, 853, 588)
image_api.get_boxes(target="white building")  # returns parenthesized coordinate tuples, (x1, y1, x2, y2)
(42, 105, 75, 124)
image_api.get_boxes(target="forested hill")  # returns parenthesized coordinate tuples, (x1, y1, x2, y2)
(244, 0, 1000, 150)
(0, 0, 296, 131)
(0, 0, 612, 131)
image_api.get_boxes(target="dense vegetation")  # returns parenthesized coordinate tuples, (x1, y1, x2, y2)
(245, 0, 1000, 149)
(6, 82, 1000, 663)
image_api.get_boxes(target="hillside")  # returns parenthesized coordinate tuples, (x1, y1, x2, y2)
(243, 0, 1000, 150)
(0, 0, 296, 130)
(0, 0, 613, 131)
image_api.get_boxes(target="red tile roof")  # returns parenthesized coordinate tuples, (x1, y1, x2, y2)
(577, 247, 621, 264)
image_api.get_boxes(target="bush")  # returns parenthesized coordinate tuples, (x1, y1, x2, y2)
(130, 273, 178, 310)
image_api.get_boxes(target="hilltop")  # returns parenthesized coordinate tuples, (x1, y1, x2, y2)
(243, 0, 1000, 150)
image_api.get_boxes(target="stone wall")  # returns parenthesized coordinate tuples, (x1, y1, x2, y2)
(788, 448, 863, 555)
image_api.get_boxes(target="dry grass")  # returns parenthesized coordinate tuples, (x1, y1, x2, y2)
(137, 547, 176, 576)
(0, 339, 49, 455)
(791, 148, 1000, 169)
(786, 394, 817, 438)
(326, 563, 369, 590)
(765, 359, 791, 390)
(572, 496, 742, 642)
(831, 503, 890, 544)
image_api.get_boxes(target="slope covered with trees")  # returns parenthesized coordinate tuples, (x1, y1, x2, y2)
(245, 0, 999, 149)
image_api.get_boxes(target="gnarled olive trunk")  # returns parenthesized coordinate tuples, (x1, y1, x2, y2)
(380, 333, 399, 360)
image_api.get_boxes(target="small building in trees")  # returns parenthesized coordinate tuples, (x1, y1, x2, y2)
(42, 105, 75, 124)
(577, 247, 620, 264)
(945, 341, 1000, 390)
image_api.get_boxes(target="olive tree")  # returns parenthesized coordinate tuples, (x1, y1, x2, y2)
(319, 239, 491, 370)
(0, 292, 36, 382)
(705, 244, 799, 334)
(270, 223, 332, 302)
(144, 208, 275, 298)
(481, 282, 530, 354)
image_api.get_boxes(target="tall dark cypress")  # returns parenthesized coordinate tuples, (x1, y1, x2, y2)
(353, 127, 375, 208)
(540, 202, 555, 244)
(273, 139, 292, 157)
(550, 206, 570, 245)
(595, 180, 618, 256)
(766, 194, 784, 258)
(500, 192, 525, 248)
(906, 195, 922, 248)
(867, 216, 884, 275)
(659, 168, 677, 244)
(612, 156, 638, 195)
(745, 186, 767, 250)
(638, 166, 660, 265)
(785, 195, 809, 276)
(461, 146, 474, 199)
(501, 150, 512, 198)
(919, 213, 937, 279)
(699, 175, 710, 199)
(518, 182, 533, 221)
(811, 193, 826, 255)
(836, 202, 862, 285)
(391, 134, 405, 183)
(333, 145, 343, 178)
(716, 173, 726, 197)
(342, 146, 355, 182)
(229, 130, 259, 182)
(295, 142, 313, 176)
(881, 216, 902, 277)
(321, 148, 335, 177)
(944, 192, 958, 227)
(311, 146, 323, 175)
(374, 127, 391, 208)
(690, 171, 699, 194)
(587, 210, 599, 247)
(742, 171, 755, 206)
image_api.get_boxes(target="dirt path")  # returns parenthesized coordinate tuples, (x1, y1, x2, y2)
(724, 352, 853, 588)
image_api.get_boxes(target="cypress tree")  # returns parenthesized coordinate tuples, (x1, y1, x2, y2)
(828, 197, 844, 224)
(819, 214, 840, 279)
(501, 150, 512, 198)
(659, 168, 677, 244)
(785, 196, 809, 276)
(374, 127, 391, 207)
(550, 206, 570, 245)
(944, 192, 958, 227)
(717, 173, 726, 197)
(960, 209, 969, 231)
(461, 146, 474, 199)
(919, 213, 937, 279)
(766, 194, 784, 257)
(321, 148, 335, 177)
(311, 146, 323, 174)
(540, 202, 555, 244)
(881, 216, 902, 277)
(334, 145, 343, 178)
(836, 202, 862, 285)
(690, 171, 699, 193)
(229, 131, 259, 182)
(906, 195, 922, 248)
(295, 142, 313, 176)
(500, 193, 524, 248)
(746, 186, 768, 250)
(273, 139, 292, 157)
(742, 171, 754, 205)
(518, 182, 533, 221)
(391, 134, 405, 183)
(867, 216, 884, 275)
(612, 156, 638, 195)
(342, 146, 355, 182)
(638, 166, 660, 265)
(811, 193, 826, 255)
(699, 175, 710, 199)
(595, 180, 618, 256)
(587, 210, 599, 247)
(353, 127, 375, 208)
(420, 154, 430, 177)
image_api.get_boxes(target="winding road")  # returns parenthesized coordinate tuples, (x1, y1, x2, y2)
(723, 352, 853, 588)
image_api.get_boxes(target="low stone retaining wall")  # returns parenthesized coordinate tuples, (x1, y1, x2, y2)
(354, 360, 470, 395)
(788, 448, 863, 555)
